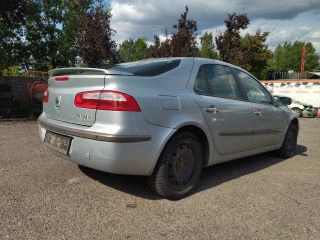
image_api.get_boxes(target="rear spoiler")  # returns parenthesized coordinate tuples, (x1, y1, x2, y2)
(49, 67, 133, 77)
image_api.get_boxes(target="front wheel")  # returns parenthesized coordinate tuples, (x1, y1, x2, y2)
(147, 132, 203, 200)
(276, 124, 298, 158)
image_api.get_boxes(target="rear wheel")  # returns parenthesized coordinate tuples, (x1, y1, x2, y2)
(277, 124, 298, 158)
(147, 132, 203, 200)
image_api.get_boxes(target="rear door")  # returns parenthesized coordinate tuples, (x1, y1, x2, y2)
(234, 69, 285, 148)
(194, 64, 253, 155)
(44, 69, 107, 126)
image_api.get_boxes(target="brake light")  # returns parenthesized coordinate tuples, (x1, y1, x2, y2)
(55, 76, 69, 81)
(43, 88, 49, 103)
(74, 90, 141, 112)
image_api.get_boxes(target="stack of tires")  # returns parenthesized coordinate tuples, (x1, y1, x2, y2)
(27, 81, 48, 102)
(0, 84, 14, 118)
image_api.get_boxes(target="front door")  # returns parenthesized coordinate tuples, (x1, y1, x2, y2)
(234, 69, 285, 148)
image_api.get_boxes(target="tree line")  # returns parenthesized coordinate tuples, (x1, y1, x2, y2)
(1, 1, 319, 79)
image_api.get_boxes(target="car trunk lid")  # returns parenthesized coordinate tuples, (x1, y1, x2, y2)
(44, 68, 112, 127)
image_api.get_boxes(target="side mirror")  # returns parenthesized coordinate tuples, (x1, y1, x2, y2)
(279, 97, 292, 106)
(273, 96, 292, 106)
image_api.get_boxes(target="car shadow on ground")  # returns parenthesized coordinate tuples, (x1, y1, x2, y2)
(79, 144, 307, 200)
(198, 144, 307, 193)
(79, 166, 162, 200)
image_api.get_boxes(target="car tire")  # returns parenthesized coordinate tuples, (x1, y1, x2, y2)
(276, 124, 298, 158)
(292, 108, 302, 118)
(147, 132, 203, 200)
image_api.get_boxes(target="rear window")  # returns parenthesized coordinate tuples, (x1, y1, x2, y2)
(106, 59, 181, 76)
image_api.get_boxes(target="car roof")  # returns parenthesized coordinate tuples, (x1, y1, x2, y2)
(100, 57, 254, 78)
(139, 57, 251, 73)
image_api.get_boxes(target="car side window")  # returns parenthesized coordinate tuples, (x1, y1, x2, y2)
(194, 64, 242, 100)
(194, 67, 212, 95)
(235, 70, 272, 104)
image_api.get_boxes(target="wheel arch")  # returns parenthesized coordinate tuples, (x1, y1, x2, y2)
(290, 117, 299, 131)
(175, 125, 209, 165)
(152, 124, 210, 175)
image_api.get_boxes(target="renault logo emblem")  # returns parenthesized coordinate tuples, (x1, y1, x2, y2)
(55, 96, 62, 110)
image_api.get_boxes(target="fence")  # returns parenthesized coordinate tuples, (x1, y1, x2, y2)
(261, 79, 320, 107)
(0, 76, 47, 100)
(24, 70, 48, 78)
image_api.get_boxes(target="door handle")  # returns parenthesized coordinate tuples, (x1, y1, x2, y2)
(204, 105, 220, 113)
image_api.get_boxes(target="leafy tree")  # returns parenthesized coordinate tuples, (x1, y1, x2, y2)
(1, 0, 120, 72)
(199, 31, 219, 59)
(216, 13, 271, 78)
(241, 29, 272, 78)
(215, 13, 249, 64)
(78, 0, 119, 66)
(0, 0, 27, 26)
(0, 26, 22, 76)
(170, 6, 198, 57)
(3, 66, 22, 76)
(268, 41, 319, 72)
(23, 0, 94, 71)
(147, 35, 172, 58)
(57, 0, 93, 68)
(24, 0, 69, 71)
(0, 0, 27, 75)
(147, 6, 198, 58)
(119, 37, 147, 62)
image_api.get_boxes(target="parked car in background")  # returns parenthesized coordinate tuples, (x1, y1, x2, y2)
(39, 58, 299, 200)
(289, 100, 317, 118)
(274, 95, 317, 118)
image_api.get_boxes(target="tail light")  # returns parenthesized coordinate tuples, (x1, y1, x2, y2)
(75, 90, 141, 112)
(55, 76, 69, 81)
(43, 88, 49, 103)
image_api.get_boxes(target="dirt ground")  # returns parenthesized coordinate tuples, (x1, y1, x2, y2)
(0, 118, 319, 239)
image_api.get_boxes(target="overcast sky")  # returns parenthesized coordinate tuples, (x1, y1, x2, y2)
(107, 0, 320, 52)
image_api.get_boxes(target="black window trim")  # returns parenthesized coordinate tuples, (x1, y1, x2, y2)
(194, 66, 214, 96)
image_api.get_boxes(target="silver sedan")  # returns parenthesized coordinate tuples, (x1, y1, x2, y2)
(39, 58, 298, 199)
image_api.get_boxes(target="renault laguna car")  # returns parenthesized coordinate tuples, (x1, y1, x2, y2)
(39, 58, 299, 199)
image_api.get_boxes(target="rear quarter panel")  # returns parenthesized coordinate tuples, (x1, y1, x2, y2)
(103, 58, 202, 129)
(102, 58, 218, 166)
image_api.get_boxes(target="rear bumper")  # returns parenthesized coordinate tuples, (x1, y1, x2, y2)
(38, 113, 173, 176)
(39, 117, 151, 142)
